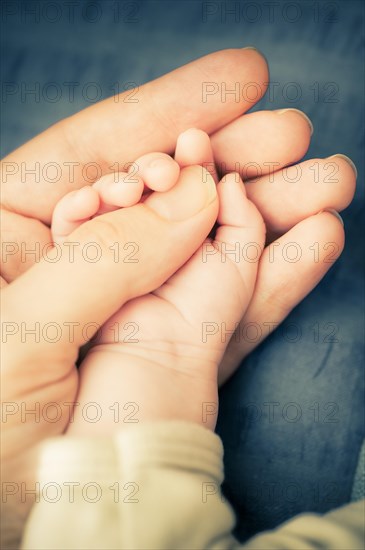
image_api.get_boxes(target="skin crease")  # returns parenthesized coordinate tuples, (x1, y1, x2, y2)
(0, 49, 356, 549)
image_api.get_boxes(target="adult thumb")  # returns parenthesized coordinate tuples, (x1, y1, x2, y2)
(1, 166, 217, 364)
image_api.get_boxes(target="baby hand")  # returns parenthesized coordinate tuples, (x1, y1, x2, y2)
(52, 152, 181, 243)
(61, 130, 265, 435)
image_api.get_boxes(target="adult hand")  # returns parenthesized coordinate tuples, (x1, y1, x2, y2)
(1, 49, 355, 370)
(0, 48, 356, 544)
(1, 48, 356, 436)
(1, 166, 219, 549)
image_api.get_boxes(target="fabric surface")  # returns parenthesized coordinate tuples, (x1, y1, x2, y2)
(352, 440, 365, 502)
(1, 0, 364, 540)
(19, 423, 365, 550)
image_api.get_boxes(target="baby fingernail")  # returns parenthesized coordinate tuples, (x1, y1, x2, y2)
(327, 154, 357, 178)
(276, 108, 314, 135)
(321, 209, 344, 226)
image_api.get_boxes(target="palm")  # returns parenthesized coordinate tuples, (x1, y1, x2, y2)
(1, 321, 79, 531)
(100, 241, 247, 379)
(1, 313, 79, 463)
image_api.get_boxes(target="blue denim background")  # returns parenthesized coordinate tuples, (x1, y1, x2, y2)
(1, 0, 364, 541)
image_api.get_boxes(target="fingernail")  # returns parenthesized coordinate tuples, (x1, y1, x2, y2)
(146, 166, 217, 221)
(241, 46, 268, 64)
(320, 208, 344, 226)
(327, 154, 357, 178)
(276, 108, 314, 135)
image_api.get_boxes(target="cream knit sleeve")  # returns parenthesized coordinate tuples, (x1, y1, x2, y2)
(20, 422, 364, 550)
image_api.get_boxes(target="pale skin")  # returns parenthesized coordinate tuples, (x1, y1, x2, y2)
(52, 128, 265, 433)
(0, 49, 356, 535)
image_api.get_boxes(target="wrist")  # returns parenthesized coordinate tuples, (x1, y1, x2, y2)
(66, 346, 218, 436)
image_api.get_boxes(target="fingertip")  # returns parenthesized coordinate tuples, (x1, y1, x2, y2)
(54, 186, 100, 221)
(144, 156, 180, 191)
(175, 128, 212, 164)
(219, 171, 245, 189)
(239, 47, 269, 96)
(316, 209, 345, 253)
(328, 154, 357, 178)
(52, 186, 100, 244)
(217, 172, 264, 231)
(109, 175, 144, 207)
(132, 153, 180, 192)
(218, 47, 268, 83)
(276, 108, 314, 136)
(241, 46, 268, 64)
(178, 128, 210, 141)
(326, 155, 357, 206)
(320, 208, 344, 226)
(175, 128, 217, 182)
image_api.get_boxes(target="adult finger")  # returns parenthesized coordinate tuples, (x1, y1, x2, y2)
(245, 155, 356, 235)
(211, 108, 313, 179)
(1, 48, 268, 223)
(0, 209, 52, 282)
